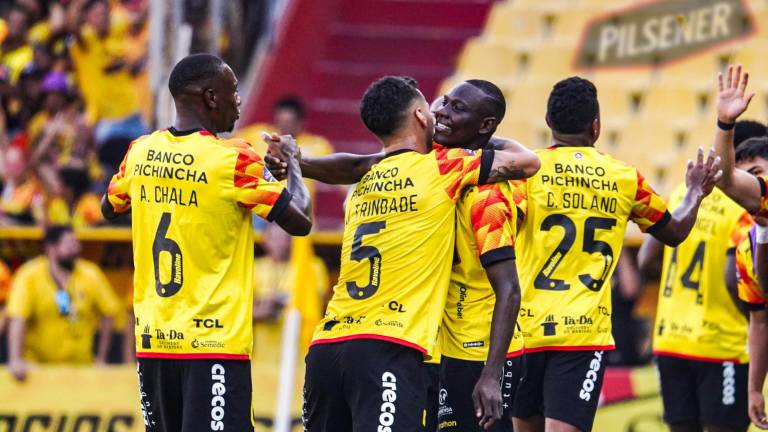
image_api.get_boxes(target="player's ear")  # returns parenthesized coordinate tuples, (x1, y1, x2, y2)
(414, 106, 428, 129)
(203, 88, 217, 110)
(478, 117, 497, 135)
(591, 116, 601, 141)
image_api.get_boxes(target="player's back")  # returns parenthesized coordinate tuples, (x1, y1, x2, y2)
(654, 184, 751, 363)
(116, 128, 287, 359)
(312, 146, 489, 358)
(516, 146, 668, 351)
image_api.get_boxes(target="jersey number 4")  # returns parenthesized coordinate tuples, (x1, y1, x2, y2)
(153, 212, 184, 297)
(534, 214, 617, 292)
(346, 221, 386, 300)
(662, 241, 705, 304)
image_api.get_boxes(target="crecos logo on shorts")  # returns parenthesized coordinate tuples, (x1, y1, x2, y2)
(211, 364, 226, 430)
(379, 372, 397, 432)
(579, 351, 604, 402)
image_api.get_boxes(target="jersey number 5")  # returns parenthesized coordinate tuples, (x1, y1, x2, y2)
(153, 212, 184, 297)
(534, 215, 617, 292)
(346, 221, 386, 300)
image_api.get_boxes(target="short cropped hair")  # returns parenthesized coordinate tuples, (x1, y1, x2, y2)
(360, 76, 421, 138)
(546, 77, 599, 134)
(274, 96, 305, 120)
(735, 120, 767, 147)
(168, 54, 225, 98)
(466, 79, 506, 122)
(44, 225, 73, 246)
(735, 136, 768, 163)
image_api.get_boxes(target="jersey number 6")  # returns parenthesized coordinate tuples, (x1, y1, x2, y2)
(534, 215, 617, 292)
(346, 221, 386, 300)
(152, 212, 184, 297)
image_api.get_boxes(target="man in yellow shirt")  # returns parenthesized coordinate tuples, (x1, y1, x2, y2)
(68, 0, 147, 180)
(511, 77, 720, 432)
(102, 54, 312, 432)
(6, 225, 121, 381)
(267, 76, 540, 432)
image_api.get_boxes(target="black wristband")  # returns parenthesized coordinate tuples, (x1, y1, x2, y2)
(717, 119, 736, 130)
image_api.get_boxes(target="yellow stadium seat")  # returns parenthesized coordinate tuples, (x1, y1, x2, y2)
(455, 38, 520, 82)
(485, 3, 549, 41)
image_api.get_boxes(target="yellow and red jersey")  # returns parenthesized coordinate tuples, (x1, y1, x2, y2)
(312, 145, 493, 359)
(516, 146, 669, 352)
(653, 184, 751, 363)
(737, 226, 765, 309)
(107, 127, 289, 359)
(442, 181, 524, 361)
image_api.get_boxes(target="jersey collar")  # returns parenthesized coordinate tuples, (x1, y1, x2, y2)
(167, 127, 215, 137)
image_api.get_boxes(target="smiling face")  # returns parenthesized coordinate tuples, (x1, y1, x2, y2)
(432, 82, 495, 148)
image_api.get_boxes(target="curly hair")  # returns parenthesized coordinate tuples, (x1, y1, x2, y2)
(546, 77, 599, 134)
(360, 76, 421, 138)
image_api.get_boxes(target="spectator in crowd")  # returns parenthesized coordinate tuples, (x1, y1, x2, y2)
(0, 144, 42, 225)
(0, 5, 32, 84)
(252, 223, 328, 362)
(68, 0, 147, 182)
(6, 225, 121, 380)
(0, 258, 11, 363)
(240, 96, 333, 160)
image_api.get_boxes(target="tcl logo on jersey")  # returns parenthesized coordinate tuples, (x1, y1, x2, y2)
(194, 318, 224, 328)
(378, 372, 397, 432)
(722, 362, 736, 406)
(211, 364, 226, 430)
(579, 351, 604, 402)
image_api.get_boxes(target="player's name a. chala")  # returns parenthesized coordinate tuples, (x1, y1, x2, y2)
(137, 185, 199, 207)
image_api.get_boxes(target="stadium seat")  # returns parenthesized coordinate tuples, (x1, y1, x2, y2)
(455, 38, 519, 82)
(484, 3, 549, 41)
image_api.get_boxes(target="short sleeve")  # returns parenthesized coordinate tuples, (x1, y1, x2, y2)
(736, 230, 765, 309)
(509, 179, 528, 227)
(6, 268, 33, 319)
(470, 183, 517, 268)
(729, 211, 753, 251)
(630, 170, 670, 234)
(106, 141, 135, 213)
(433, 145, 493, 202)
(231, 142, 291, 221)
(755, 176, 768, 218)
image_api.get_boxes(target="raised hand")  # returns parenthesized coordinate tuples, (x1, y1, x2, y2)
(717, 64, 756, 123)
(685, 147, 722, 197)
(261, 132, 298, 181)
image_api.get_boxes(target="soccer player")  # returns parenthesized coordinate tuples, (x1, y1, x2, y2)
(432, 81, 524, 432)
(729, 137, 768, 430)
(267, 76, 540, 432)
(267, 79, 533, 431)
(100, 54, 313, 432)
(637, 149, 752, 431)
(511, 77, 722, 432)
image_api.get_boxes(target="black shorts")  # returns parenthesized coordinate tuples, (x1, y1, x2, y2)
(437, 356, 519, 431)
(425, 362, 440, 432)
(513, 350, 607, 432)
(303, 339, 427, 432)
(137, 358, 253, 432)
(657, 355, 749, 430)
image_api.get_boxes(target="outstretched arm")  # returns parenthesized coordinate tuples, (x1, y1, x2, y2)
(637, 236, 664, 279)
(265, 151, 384, 185)
(650, 148, 722, 246)
(714, 64, 762, 213)
(263, 133, 313, 236)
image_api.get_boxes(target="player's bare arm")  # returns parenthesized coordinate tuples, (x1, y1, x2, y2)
(263, 133, 313, 236)
(714, 64, 762, 213)
(749, 309, 768, 429)
(264, 151, 384, 185)
(487, 138, 540, 182)
(473, 259, 521, 430)
(650, 147, 722, 246)
(637, 236, 664, 278)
